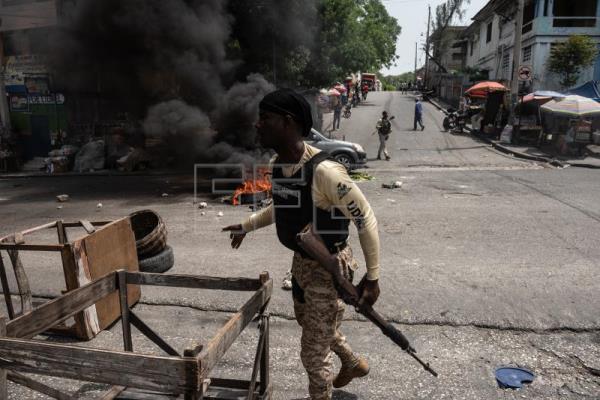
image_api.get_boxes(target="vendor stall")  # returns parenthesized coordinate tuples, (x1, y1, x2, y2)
(541, 95, 600, 156)
(465, 81, 509, 138)
(513, 91, 565, 145)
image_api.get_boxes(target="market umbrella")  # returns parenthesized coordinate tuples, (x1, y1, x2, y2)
(334, 84, 347, 93)
(540, 95, 600, 117)
(327, 88, 341, 97)
(522, 91, 566, 103)
(465, 81, 509, 98)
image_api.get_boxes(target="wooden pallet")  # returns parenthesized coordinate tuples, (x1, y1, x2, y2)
(0, 270, 273, 400)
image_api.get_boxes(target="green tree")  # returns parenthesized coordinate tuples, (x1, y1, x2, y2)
(229, 0, 401, 88)
(547, 35, 599, 89)
(307, 0, 401, 86)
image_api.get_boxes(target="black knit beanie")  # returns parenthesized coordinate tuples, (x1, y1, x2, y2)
(259, 88, 313, 137)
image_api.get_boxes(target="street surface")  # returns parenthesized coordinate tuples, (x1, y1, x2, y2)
(2, 91, 599, 399)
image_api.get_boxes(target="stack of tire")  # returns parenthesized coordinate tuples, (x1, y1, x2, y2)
(130, 209, 174, 273)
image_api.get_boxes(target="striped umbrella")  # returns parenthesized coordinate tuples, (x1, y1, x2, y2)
(540, 95, 600, 117)
(522, 91, 566, 103)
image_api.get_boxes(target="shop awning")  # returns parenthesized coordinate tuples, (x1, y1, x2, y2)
(568, 81, 600, 102)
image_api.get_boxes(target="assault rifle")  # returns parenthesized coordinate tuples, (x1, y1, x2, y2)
(296, 225, 438, 377)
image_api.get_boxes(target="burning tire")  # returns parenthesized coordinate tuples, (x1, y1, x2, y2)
(138, 245, 174, 273)
(129, 209, 167, 258)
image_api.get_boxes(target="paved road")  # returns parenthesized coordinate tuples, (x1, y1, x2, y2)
(2, 91, 600, 398)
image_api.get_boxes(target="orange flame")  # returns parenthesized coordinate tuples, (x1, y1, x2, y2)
(232, 169, 272, 205)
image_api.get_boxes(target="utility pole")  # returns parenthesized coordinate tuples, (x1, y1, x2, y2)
(0, 33, 11, 133)
(510, 0, 525, 107)
(414, 42, 418, 88)
(424, 4, 431, 89)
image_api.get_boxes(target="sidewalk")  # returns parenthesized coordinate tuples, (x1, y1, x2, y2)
(426, 96, 600, 169)
(490, 142, 600, 169)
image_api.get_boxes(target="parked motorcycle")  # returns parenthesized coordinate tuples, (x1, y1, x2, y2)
(343, 104, 352, 119)
(443, 108, 466, 133)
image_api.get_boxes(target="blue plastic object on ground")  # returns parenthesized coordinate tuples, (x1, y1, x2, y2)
(495, 366, 535, 389)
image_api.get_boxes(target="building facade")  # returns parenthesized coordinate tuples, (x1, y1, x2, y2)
(462, 0, 600, 91)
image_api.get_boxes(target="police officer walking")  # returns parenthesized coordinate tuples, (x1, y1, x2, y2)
(223, 89, 382, 400)
(375, 111, 392, 161)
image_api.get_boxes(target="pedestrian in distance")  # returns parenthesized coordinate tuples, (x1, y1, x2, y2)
(373, 111, 394, 161)
(333, 99, 342, 131)
(223, 88, 382, 400)
(414, 98, 425, 131)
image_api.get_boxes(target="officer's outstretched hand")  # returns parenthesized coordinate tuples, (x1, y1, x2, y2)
(357, 277, 380, 308)
(222, 224, 246, 249)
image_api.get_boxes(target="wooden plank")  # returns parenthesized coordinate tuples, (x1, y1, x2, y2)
(6, 249, 32, 314)
(247, 319, 267, 400)
(114, 388, 178, 399)
(79, 218, 141, 331)
(130, 311, 180, 357)
(197, 279, 272, 377)
(20, 221, 58, 236)
(0, 244, 64, 252)
(62, 221, 112, 228)
(80, 220, 97, 234)
(258, 273, 270, 396)
(13, 233, 24, 245)
(57, 220, 68, 244)
(0, 253, 15, 319)
(0, 318, 5, 400)
(61, 245, 94, 340)
(117, 270, 133, 352)
(8, 371, 76, 400)
(126, 272, 261, 292)
(0, 338, 198, 393)
(6, 273, 117, 339)
(99, 385, 126, 400)
(259, 315, 270, 396)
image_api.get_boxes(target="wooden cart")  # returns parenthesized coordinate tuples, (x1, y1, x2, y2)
(0, 270, 273, 399)
(0, 218, 141, 340)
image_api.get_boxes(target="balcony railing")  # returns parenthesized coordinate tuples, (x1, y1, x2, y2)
(553, 16, 597, 28)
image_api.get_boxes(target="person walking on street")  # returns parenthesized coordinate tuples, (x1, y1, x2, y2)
(333, 99, 342, 131)
(414, 98, 425, 131)
(223, 89, 381, 400)
(374, 111, 392, 161)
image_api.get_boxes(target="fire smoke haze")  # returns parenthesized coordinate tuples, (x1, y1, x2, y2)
(50, 0, 282, 164)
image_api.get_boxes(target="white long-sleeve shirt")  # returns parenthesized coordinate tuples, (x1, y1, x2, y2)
(242, 143, 381, 280)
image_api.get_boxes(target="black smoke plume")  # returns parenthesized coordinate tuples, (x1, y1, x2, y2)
(49, 0, 278, 165)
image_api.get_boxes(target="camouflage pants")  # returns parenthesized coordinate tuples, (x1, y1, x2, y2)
(292, 246, 359, 400)
(378, 132, 390, 159)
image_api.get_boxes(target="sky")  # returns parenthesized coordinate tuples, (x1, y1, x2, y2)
(381, 0, 489, 75)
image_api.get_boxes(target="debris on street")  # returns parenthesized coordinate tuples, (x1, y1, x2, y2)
(217, 211, 224, 217)
(198, 201, 208, 209)
(96, 203, 103, 209)
(495, 366, 536, 389)
(350, 171, 374, 181)
(382, 181, 403, 189)
(56, 194, 70, 202)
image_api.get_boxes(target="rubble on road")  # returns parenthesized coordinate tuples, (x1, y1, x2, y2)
(350, 171, 374, 181)
(56, 194, 70, 202)
(382, 181, 403, 189)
